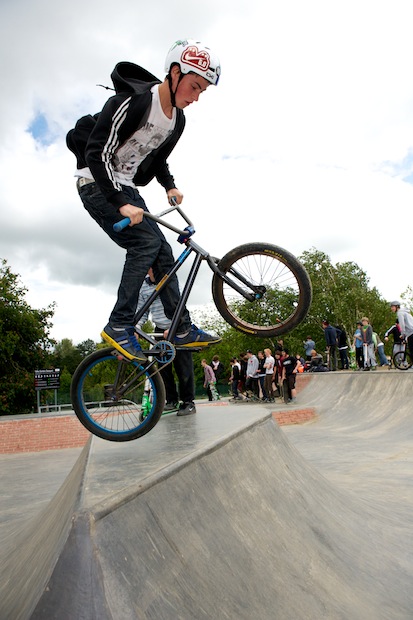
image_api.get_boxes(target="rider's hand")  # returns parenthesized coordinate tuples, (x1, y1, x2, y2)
(167, 188, 184, 205)
(119, 203, 144, 226)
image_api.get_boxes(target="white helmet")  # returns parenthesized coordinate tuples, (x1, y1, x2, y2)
(390, 300, 401, 307)
(165, 39, 221, 86)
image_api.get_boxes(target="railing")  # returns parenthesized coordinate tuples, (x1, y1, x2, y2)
(37, 401, 116, 414)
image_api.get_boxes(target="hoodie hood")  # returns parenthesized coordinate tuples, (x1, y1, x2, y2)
(111, 62, 161, 94)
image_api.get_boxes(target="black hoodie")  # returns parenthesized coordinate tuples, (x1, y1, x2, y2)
(66, 62, 185, 210)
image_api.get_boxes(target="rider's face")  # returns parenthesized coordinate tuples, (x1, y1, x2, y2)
(173, 71, 210, 109)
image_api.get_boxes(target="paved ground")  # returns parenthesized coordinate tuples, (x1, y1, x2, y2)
(1, 372, 412, 619)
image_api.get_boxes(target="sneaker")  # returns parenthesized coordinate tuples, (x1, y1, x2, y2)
(101, 324, 147, 362)
(174, 324, 221, 347)
(177, 402, 197, 416)
(164, 402, 179, 412)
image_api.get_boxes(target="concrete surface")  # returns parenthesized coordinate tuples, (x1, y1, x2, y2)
(0, 373, 412, 619)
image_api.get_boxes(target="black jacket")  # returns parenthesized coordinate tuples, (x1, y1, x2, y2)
(323, 324, 339, 346)
(66, 62, 185, 210)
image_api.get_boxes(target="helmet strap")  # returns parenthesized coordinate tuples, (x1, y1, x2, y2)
(167, 67, 184, 108)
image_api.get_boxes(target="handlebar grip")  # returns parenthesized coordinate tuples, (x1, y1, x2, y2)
(113, 217, 131, 232)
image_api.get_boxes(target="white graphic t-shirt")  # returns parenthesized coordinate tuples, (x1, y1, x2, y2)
(112, 85, 176, 187)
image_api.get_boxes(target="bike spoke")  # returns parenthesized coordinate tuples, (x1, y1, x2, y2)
(71, 351, 165, 440)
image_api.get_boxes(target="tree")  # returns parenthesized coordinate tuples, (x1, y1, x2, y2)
(401, 286, 413, 312)
(293, 248, 392, 355)
(52, 338, 82, 375)
(0, 259, 55, 414)
(192, 248, 397, 369)
(76, 339, 96, 358)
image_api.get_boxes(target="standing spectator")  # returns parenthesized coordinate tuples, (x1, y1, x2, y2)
(336, 325, 349, 370)
(201, 359, 219, 401)
(282, 348, 298, 402)
(303, 336, 315, 361)
(390, 301, 413, 362)
(322, 320, 340, 371)
(361, 317, 377, 370)
(272, 351, 283, 398)
(256, 351, 267, 400)
(238, 352, 248, 395)
(136, 268, 195, 416)
(245, 350, 259, 399)
(229, 358, 241, 400)
(384, 319, 403, 356)
(373, 332, 390, 367)
(210, 355, 224, 396)
(263, 348, 275, 402)
(353, 321, 364, 370)
(275, 339, 284, 353)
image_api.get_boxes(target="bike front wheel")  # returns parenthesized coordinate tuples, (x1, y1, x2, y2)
(71, 348, 165, 442)
(212, 243, 312, 337)
(393, 350, 412, 371)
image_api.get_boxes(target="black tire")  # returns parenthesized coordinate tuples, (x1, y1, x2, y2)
(393, 350, 412, 371)
(212, 243, 312, 337)
(71, 348, 165, 442)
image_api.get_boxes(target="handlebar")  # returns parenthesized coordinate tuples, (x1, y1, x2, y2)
(113, 218, 131, 232)
(113, 203, 195, 241)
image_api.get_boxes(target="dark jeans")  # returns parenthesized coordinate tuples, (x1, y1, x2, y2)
(231, 379, 239, 398)
(258, 375, 266, 398)
(355, 347, 363, 368)
(327, 345, 338, 370)
(407, 334, 413, 360)
(78, 183, 191, 331)
(159, 348, 195, 404)
(338, 346, 349, 369)
(245, 376, 259, 396)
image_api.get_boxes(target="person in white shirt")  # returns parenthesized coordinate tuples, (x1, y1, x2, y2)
(263, 348, 275, 402)
(390, 301, 413, 363)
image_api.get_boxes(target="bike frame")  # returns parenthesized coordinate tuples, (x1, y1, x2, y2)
(131, 206, 266, 350)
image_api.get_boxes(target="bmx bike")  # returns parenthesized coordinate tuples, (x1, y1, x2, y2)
(71, 203, 312, 442)
(392, 344, 412, 370)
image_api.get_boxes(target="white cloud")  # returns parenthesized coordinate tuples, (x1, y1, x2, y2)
(1, 0, 413, 344)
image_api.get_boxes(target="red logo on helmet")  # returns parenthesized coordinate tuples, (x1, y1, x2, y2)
(181, 45, 210, 72)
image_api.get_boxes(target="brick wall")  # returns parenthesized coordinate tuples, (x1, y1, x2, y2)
(272, 373, 315, 426)
(0, 416, 90, 454)
(273, 408, 316, 426)
(0, 375, 314, 454)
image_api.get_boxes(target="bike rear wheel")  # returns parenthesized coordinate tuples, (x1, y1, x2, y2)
(212, 243, 312, 337)
(71, 348, 165, 441)
(393, 350, 412, 370)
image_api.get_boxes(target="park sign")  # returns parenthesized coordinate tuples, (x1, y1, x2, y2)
(34, 369, 60, 391)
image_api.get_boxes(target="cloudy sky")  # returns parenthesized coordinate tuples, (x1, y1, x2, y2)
(1, 0, 413, 345)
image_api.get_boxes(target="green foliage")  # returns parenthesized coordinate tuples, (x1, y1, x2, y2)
(51, 338, 98, 375)
(191, 248, 397, 363)
(228, 286, 298, 332)
(401, 286, 413, 312)
(189, 310, 281, 391)
(1, 247, 407, 412)
(0, 259, 55, 414)
(294, 248, 393, 355)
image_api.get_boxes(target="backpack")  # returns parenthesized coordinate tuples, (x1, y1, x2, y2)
(66, 113, 99, 169)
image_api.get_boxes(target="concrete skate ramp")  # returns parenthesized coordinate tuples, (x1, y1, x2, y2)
(283, 371, 413, 498)
(27, 374, 412, 620)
